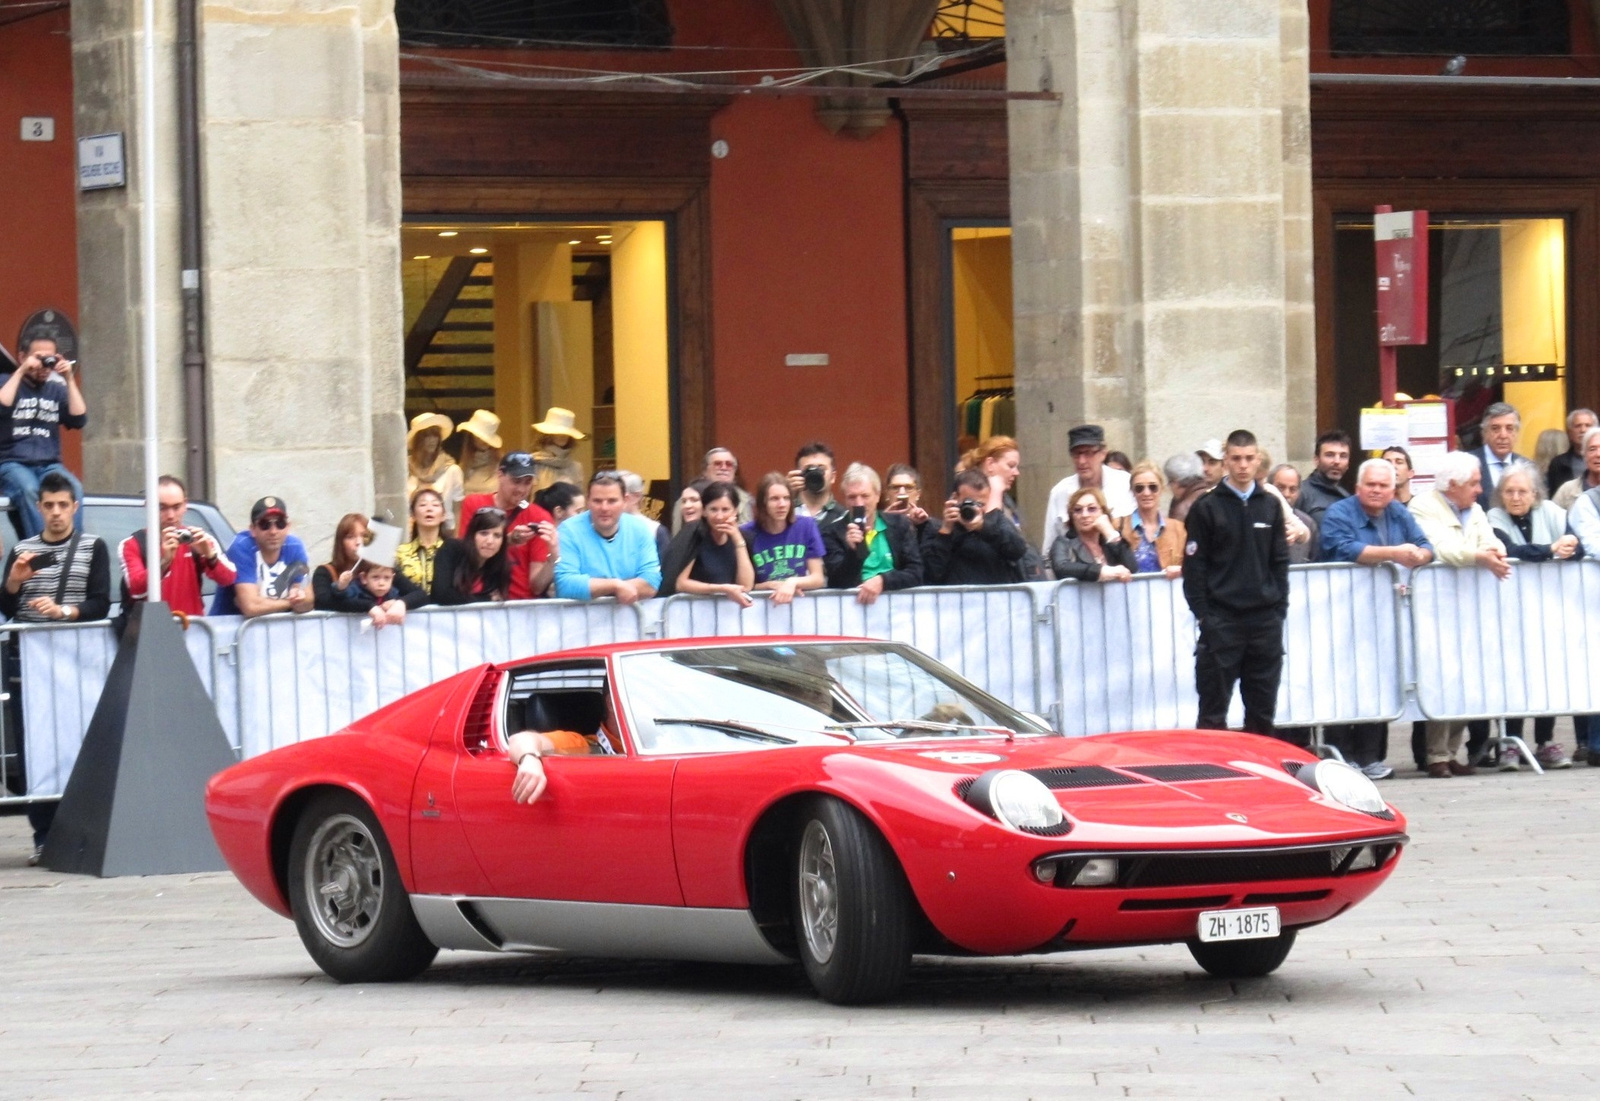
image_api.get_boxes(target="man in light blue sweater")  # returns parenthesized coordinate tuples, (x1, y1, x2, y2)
(553, 471, 662, 602)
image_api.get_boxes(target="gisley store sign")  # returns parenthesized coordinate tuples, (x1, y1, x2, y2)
(1374, 208, 1428, 346)
(77, 132, 126, 191)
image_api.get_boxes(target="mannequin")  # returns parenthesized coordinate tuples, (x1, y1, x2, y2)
(456, 409, 503, 496)
(405, 413, 463, 533)
(531, 406, 587, 491)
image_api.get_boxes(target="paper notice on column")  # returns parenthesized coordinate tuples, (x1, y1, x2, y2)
(1405, 402, 1449, 440)
(1407, 441, 1450, 477)
(1359, 407, 1409, 450)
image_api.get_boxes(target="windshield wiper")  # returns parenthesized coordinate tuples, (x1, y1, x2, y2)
(652, 718, 798, 745)
(827, 720, 1016, 738)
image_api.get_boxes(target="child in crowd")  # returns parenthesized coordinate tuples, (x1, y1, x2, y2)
(327, 559, 428, 628)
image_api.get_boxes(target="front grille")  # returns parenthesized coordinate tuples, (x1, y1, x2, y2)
(1124, 763, 1252, 783)
(1024, 766, 1143, 790)
(1125, 849, 1335, 888)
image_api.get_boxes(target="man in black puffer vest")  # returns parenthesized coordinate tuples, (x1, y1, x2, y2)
(1181, 429, 1290, 737)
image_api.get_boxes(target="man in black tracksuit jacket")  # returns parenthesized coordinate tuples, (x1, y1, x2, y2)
(1180, 430, 1290, 736)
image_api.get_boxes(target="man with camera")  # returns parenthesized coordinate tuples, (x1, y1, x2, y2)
(787, 441, 848, 526)
(921, 468, 1028, 586)
(118, 475, 235, 617)
(0, 471, 111, 863)
(0, 336, 88, 539)
(821, 463, 923, 604)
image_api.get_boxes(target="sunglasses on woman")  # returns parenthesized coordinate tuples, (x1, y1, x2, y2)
(1132, 482, 1160, 493)
(474, 507, 507, 522)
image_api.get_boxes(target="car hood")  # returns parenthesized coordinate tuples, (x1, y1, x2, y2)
(830, 728, 1403, 846)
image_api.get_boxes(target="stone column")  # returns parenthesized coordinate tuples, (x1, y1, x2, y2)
(72, 0, 189, 490)
(74, 1, 404, 553)
(201, 0, 403, 551)
(1007, 0, 1312, 530)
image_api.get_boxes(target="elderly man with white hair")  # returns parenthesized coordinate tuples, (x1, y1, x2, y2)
(1408, 450, 1512, 777)
(1561, 426, 1600, 552)
(820, 462, 923, 604)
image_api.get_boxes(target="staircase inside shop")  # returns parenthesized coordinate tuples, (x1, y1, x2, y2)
(405, 255, 496, 421)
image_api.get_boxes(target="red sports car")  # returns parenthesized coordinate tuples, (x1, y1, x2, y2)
(206, 637, 1407, 1004)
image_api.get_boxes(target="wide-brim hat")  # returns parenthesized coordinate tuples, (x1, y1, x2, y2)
(407, 412, 453, 446)
(457, 409, 503, 449)
(532, 406, 586, 440)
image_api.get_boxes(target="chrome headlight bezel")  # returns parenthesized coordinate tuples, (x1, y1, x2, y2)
(964, 769, 1071, 835)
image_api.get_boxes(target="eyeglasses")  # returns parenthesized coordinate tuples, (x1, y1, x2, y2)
(474, 507, 507, 521)
(254, 517, 287, 530)
(589, 472, 626, 487)
(888, 482, 917, 492)
(1070, 505, 1102, 515)
(501, 451, 533, 467)
(1131, 483, 1160, 493)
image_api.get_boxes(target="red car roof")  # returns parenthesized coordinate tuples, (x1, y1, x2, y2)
(490, 634, 884, 670)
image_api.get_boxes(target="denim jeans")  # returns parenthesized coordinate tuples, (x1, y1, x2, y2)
(0, 460, 84, 539)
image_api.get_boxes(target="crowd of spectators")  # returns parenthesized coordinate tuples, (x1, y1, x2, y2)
(7, 397, 1599, 852)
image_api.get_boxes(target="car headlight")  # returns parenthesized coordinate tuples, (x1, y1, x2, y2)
(965, 769, 1069, 834)
(1307, 759, 1388, 815)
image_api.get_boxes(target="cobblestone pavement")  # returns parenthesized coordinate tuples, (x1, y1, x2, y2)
(2, 761, 1598, 1101)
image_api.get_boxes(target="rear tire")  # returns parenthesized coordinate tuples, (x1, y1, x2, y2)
(287, 791, 437, 982)
(1187, 928, 1298, 979)
(792, 797, 911, 1005)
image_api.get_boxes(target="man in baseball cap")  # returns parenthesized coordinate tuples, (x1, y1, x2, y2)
(457, 452, 556, 600)
(1194, 439, 1225, 486)
(1041, 424, 1135, 557)
(211, 496, 314, 617)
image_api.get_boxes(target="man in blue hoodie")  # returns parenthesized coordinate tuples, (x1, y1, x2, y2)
(0, 336, 88, 538)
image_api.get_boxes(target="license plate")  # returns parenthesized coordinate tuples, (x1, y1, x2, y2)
(1197, 906, 1280, 943)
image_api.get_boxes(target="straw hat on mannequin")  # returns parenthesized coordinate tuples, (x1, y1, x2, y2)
(406, 412, 463, 533)
(456, 409, 503, 496)
(531, 406, 586, 491)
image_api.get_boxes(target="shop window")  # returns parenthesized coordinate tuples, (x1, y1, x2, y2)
(401, 220, 672, 496)
(1330, 0, 1571, 56)
(396, 0, 673, 48)
(949, 225, 1013, 455)
(1331, 216, 1569, 450)
(931, 1, 1005, 42)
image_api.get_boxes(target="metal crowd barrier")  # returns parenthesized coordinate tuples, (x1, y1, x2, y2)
(7, 560, 1595, 802)
(0, 616, 237, 807)
(231, 598, 649, 758)
(1409, 559, 1600, 722)
(652, 584, 1054, 716)
(1048, 564, 1407, 737)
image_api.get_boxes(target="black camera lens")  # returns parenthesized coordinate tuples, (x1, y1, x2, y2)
(803, 465, 826, 493)
(38, 355, 59, 369)
(959, 499, 981, 522)
(176, 530, 195, 545)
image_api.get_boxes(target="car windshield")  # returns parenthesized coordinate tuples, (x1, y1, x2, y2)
(619, 641, 1052, 754)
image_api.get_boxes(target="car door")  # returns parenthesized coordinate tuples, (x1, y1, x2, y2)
(445, 661, 683, 905)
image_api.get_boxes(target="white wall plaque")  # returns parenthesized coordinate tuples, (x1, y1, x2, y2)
(785, 353, 829, 367)
(77, 132, 126, 190)
(20, 117, 54, 142)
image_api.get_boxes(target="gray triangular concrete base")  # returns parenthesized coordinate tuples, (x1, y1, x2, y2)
(41, 601, 236, 876)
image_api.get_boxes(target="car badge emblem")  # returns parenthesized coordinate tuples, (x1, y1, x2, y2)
(919, 751, 1003, 764)
(1226, 812, 1248, 823)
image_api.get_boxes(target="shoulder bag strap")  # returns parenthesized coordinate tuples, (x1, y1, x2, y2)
(53, 532, 82, 608)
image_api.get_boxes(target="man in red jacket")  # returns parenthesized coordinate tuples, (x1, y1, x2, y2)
(458, 451, 556, 600)
(119, 475, 236, 616)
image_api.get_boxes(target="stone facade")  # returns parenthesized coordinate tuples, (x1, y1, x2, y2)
(1007, 0, 1315, 526)
(74, 0, 405, 555)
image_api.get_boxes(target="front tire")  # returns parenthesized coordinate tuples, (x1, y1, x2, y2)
(1187, 928, 1298, 979)
(793, 797, 911, 1005)
(287, 791, 437, 982)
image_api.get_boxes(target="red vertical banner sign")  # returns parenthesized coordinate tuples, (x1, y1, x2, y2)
(1373, 207, 1429, 406)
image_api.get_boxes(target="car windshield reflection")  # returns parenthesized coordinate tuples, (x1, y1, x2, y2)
(619, 641, 1052, 754)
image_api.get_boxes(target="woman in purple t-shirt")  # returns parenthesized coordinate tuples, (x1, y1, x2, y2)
(740, 472, 826, 605)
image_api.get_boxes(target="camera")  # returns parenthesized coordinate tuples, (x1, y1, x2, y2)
(958, 499, 982, 523)
(849, 505, 867, 527)
(176, 528, 196, 545)
(803, 465, 826, 494)
(38, 355, 59, 370)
